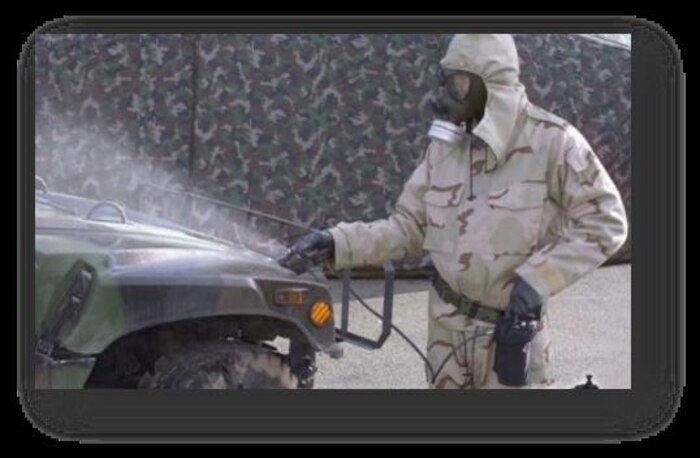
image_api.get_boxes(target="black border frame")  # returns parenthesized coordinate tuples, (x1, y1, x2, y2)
(17, 16, 684, 442)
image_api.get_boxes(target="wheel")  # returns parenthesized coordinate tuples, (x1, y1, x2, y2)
(139, 341, 298, 389)
(289, 340, 316, 389)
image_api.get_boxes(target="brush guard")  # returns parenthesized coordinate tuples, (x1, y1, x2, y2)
(335, 262, 395, 350)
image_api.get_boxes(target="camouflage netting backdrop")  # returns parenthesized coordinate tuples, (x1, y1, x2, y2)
(35, 33, 631, 269)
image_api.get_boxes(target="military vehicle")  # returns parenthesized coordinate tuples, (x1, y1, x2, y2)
(33, 176, 387, 389)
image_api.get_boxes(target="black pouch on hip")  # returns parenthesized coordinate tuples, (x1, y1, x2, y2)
(493, 312, 539, 386)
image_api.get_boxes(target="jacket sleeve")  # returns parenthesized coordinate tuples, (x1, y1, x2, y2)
(515, 133, 628, 300)
(328, 150, 431, 270)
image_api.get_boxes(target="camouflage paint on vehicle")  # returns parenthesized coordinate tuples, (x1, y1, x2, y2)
(34, 191, 336, 388)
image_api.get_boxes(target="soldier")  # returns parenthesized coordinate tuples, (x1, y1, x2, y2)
(281, 34, 628, 389)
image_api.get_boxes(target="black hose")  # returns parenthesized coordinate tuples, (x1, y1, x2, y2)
(253, 216, 487, 385)
(311, 268, 492, 385)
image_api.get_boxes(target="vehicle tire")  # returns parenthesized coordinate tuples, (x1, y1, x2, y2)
(139, 341, 298, 389)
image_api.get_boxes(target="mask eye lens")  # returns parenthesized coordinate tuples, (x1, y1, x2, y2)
(446, 73, 471, 100)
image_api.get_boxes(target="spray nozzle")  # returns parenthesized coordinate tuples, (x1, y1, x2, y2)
(278, 248, 330, 275)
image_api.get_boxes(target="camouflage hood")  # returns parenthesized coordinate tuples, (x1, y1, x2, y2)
(439, 34, 529, 163)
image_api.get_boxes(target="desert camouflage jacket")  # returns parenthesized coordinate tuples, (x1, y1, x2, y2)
(330, 34, 628, 308)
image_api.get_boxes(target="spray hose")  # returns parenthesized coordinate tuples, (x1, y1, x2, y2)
(271, 224, 490, 385)
(307, 267, 492, 385)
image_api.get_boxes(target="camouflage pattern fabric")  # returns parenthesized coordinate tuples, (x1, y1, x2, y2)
(35, 34, 195, 200)
(330, 34, 627, 304)
(330, 34, 627, 388)
(426, 286, 553, 389)
(34, 33, 631, 268)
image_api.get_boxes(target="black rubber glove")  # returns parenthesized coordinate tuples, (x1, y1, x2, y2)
(278, 229, 335, 274)
(507, 276, 543, 319)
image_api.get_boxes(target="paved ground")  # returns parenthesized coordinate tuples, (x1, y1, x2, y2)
(312, 264, 631, 389)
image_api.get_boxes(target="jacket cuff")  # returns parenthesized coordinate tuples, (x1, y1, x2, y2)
(514, 260, 562, 301)
(328, 226, 353, 269)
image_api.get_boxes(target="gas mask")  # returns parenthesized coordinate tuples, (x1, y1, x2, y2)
(428, 70, 488, 147)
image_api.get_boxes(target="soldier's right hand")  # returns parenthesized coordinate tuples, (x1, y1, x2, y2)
(278, 229, 335, 274)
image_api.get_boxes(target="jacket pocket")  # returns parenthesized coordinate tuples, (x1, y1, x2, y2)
(487, 182, 546, 255)
(422, 187, 462, 253)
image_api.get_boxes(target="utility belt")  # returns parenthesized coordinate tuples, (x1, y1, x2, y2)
(431, 275, 504, 324)
(431, 271, 546, 386)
